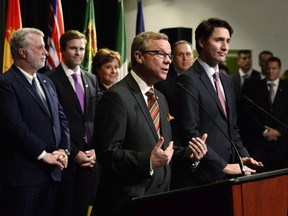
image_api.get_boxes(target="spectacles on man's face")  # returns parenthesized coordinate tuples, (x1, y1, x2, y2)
(141, 50, 173, 61)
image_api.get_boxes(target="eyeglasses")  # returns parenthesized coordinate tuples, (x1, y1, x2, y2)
(141, 50, 173, 61)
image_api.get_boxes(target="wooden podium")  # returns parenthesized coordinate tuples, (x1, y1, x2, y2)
(124, 168, 288, 216)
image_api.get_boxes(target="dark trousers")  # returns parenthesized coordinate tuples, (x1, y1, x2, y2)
(2, 181, 57, 216)
(53, 163, 100, 216)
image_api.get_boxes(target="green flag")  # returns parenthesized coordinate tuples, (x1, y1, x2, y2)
(115, 0, 127, 80)
(81, 0, 97, 73)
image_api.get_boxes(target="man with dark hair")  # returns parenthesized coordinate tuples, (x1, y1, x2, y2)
(175, 18, 263, 188)
(240, 56, 288, 172)
(258, 50, 274, 78)
(232, 49, 261, 99)
(46, 30, 101, 216)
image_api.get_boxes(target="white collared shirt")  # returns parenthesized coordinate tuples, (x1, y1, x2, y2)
(61, 63, 84, 91)
(197, 59, 226, 100)
(130, 70, 153, 105)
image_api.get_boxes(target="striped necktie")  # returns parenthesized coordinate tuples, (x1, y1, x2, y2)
(146, 88, 160, 137)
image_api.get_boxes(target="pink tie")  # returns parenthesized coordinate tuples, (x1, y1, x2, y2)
(213, 72, 227, 117)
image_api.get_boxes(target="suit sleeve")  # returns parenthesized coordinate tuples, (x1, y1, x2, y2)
(95, 89, 151, 178)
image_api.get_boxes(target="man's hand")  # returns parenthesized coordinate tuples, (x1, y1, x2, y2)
(150, 137, 174, 169)
(242, 157, 264, 168)
(223, 164, 256, 175)
(42, 152, 66, 170)
(188, 133, 208, 160)
(74, 149, 96, 168)
(263, 126, 281, 141)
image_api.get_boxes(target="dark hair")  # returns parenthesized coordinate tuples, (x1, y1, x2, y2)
(266, 56, 281, 68)
(237, 49, 251, 56)
(91, 48, 121, 76)
(60, 30, 86, 50)
(258, 50, 273, 59)
(195, 18, 233, 54)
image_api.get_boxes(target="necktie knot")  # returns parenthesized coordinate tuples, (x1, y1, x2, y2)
(145, 88, 155, 100)
(213, 72, 219, 81)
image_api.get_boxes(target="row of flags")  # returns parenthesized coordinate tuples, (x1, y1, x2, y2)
(2, 0, 145, 77)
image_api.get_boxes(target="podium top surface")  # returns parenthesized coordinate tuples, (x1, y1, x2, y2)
(132, 168, 288, 201)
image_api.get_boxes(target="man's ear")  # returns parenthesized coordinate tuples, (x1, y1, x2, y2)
(18, 48, 27, 58)
(134, 51, 143, 64)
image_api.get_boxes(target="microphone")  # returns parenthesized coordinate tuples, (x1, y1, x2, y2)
(243, 95, 288, 130)
(176, 82, 246, 176)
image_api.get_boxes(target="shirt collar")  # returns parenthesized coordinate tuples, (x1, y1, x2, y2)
(267, 78, 280, 86)
(61, 62, 81, 77)
(16, 66, 35, 84)
(239, 68, 252, 77)
(130, 70, 151, 95)
(197, 58, 219, 78)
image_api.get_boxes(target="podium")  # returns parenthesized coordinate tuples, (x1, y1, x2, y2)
(124, 168, 288, 216)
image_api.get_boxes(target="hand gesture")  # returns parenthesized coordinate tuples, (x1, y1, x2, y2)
(188, 133, 208, 160)
(150, 137, 174, 169)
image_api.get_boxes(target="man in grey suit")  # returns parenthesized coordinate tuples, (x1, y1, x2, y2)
(46, 30, 101, 216)
(91, 31, 208, 216)
(175, 18, 263, 188)
(0, 28, 70, 216)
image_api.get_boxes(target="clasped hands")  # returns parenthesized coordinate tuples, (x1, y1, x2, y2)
(150, 134, 208, 169)
(42, 149, 69, 170)
(74, 149, 96, 168)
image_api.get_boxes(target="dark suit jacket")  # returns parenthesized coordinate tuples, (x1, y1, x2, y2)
(155, 65, 179, 142)
(92, 73, 193, 215)
(232, 69, 261, 98)
(0, 65, 70, 186)
(46, 65, 101, 159)
(175, 60, 249, 185)
(239, 79, 288, 166)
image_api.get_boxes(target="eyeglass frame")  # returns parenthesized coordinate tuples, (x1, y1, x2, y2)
(141, 50, 173, 61)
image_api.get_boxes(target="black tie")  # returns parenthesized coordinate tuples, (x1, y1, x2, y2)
(32, 77, 50, 115)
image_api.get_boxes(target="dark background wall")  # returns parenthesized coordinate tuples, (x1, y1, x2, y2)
(0, 0, 119, 72)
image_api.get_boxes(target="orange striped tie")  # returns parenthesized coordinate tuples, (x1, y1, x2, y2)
(146, 88, 160, 137)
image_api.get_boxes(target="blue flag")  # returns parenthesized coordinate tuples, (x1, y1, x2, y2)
(136, 0, 145, 35)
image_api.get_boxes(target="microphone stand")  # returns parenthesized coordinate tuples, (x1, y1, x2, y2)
(176, 82, 246, 176)
(243, 95, 288, 130)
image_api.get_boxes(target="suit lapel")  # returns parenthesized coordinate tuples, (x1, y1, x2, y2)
(125, 74, 160, 141)
(197, 65, 227, 119)
(58, 66, 83, 114)
(81, 71, 90, 116)
(12, 67, 51, 118)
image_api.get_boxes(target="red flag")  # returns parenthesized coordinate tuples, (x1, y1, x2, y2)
(2, 0, 22, 72)
(46, 0, 65, 70)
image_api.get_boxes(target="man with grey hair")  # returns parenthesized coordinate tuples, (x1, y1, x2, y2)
(91, 31, 207, 216)
(0, 28, 70, 216)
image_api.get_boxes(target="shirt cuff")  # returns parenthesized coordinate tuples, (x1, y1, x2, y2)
(150, 158, 154, 176)
(37, 150, 47, 160)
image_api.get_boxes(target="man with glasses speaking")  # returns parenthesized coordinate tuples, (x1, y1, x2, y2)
(91, 31, 208, 216)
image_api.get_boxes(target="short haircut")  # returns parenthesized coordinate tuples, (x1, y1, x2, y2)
(92, 48, 121, 76)
(195, 18, 233, 54)
(130, 31, 169, 67)
(60, 30, 87, 50)
(10, 28, 44, 59)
